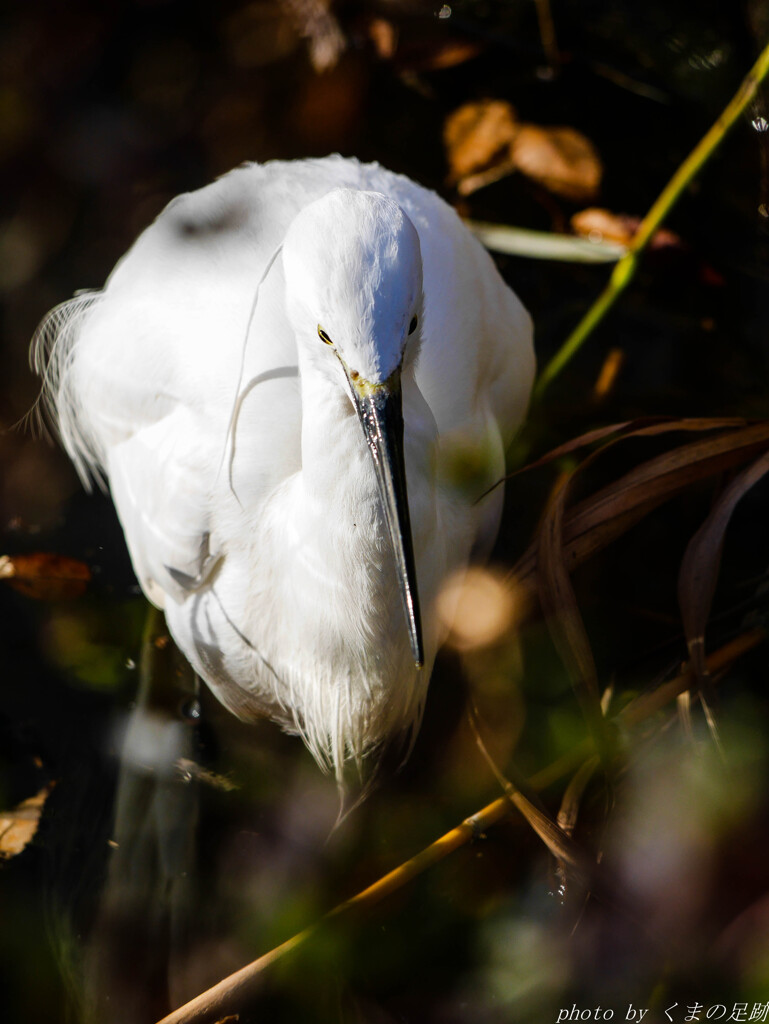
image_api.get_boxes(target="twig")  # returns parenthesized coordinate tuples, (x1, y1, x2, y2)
(155, 627, 764, 1024)
(534, 40, 769, 399)
(534, 0, 560, 70)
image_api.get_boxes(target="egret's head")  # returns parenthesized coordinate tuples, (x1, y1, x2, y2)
(283, 188, 425, 668)
(283, 188, 423, 384)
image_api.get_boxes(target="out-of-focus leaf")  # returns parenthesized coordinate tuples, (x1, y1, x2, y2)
(285, 0, 346, 72)
(593, 347, 625, 400)
(678, 449, 769, 682)
(571, 207, 684, 250)
(498, 417, 748, 495)
(365, 17, 398, 60)
(513, 422, 769, 606)
(0, 552, 90, 599)
(444, 100, 602, 201)
(400, 37, 483, 72)
(0, 784, 53, 860)
(467, 220, 626, 262)
(511, 125, 603, 201)
(444, 99, 519, 183)
(571, 207, 636, 247)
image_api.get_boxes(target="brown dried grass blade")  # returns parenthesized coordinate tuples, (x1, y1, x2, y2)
(537, 472, 605, 747)
(557, 758, 599, 837)
(678, 449, 769, 682)
(676, 449, 769, 749)
(512, 422, 769, 602)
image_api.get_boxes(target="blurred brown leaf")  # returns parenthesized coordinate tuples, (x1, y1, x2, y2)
(571, 207, 635, 247)
(401, 37, 483, 72)
(0, 552, 91, 600)
(0, 784, 53, 860)
(285, 0, 346, 72)
(511, 125, 602, 201)
(572, 207, 683, 250)
(444, 99, 519, 183)
(366, 17, 398, 60)
(445, 100, 602, 201)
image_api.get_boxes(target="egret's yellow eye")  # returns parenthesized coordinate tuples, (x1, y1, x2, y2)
(317, 326, 334, 346)
(408, 316, 418, 335)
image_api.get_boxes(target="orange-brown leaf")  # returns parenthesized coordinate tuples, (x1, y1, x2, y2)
(444, 99, 519, 183)
(511, 125, 603, 201)
(571, 207, 636, 247)
(0, 784, 53, 860)
(571, 207, 683, 250)
(0, 552, 91, 600)
(512, 422, 769, 604)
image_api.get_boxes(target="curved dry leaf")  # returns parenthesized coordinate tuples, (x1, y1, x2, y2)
(571, 207, 683, 250)
(678, 448, 769, 681)
(512, 421, 769, 614)
(571, 207, 636, 247)
(401, 38, 483, 72)
(0, 784, 53, 860)
(444, 99, 519, 183)
(0, 552, 91, 600)
(366, 16, 398, 60)
(511, 125, 603, 201)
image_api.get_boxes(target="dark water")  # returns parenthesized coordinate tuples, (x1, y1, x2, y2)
(2, 2, 769, 1022)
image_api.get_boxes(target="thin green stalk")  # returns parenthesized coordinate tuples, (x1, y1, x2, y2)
(535, 40, 769, 400)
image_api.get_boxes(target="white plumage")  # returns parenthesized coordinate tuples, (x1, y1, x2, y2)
(34, 156, 534, 777)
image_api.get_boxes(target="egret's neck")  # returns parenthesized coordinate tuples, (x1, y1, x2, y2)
(298, 358, 379, 517)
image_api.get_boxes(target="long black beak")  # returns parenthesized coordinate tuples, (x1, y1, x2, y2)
(347, 369, 424, 668)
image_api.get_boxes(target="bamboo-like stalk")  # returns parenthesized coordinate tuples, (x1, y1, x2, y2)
(534, 40, 769, 399)
(155, 627, 764, 1024)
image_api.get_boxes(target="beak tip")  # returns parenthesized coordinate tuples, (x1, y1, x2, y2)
(410, 631, 424, 669)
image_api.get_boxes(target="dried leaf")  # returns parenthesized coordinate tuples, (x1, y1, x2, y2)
(572, 207, 683, 250)
(512, 422, 769, 611)
(0, 784, 53, 860)
(678, 449, 769, 682)
(444, 99, 519, 183)
(0, 552, 91, 599)
(511, 125, 603, 201)
(571, 207, 636, 247)
(593, 347, 625, 400)
(404, 38, 483, 72)
(366, 17, 398, 60)
(284, 0, 346, 72)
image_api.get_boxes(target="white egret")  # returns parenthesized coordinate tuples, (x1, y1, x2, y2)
(33, 156, 534, 778)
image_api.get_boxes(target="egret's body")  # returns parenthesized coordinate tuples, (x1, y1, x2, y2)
(35, 156, 534, 774)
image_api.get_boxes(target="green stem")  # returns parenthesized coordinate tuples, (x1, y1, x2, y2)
(535, 39, 769, 400)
